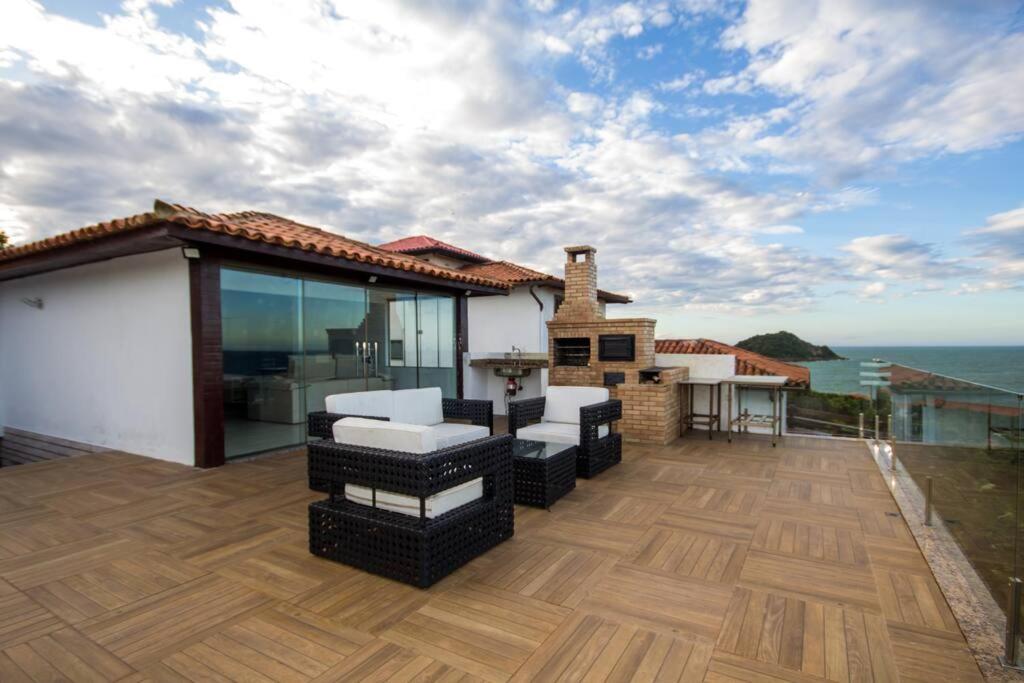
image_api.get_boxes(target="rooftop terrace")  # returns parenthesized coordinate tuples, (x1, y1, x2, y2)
(0, 435, 982, 681)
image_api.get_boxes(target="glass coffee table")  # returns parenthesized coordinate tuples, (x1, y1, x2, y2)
(512, 438, 577, 509)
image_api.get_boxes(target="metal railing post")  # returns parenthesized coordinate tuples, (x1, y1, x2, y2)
(1005, 578, 1023, 668)
(887, 413, 897, 471)
(858, 412, 864, 438)
(874, 414, 880, 440)
(887, 413, 893, 441)
(924, 476, 933, 526)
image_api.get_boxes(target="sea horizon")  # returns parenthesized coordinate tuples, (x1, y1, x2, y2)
(798, 345, 1024, 395)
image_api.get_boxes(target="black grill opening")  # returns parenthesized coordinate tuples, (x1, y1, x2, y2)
(604, 372, 625, 386)
(598, 334, 635, 362)
(553, 338, 591, 366)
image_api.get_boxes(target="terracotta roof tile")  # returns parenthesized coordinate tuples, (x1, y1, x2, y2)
(379, 235, 632, 303)
(377, 235, 489, 263)
(655, 338, 810, 387)
(460, 260, 557, 284)
(0, 201, 509, 290)
(460, 260, 631, 303)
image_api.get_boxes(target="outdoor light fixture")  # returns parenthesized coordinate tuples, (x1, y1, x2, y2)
(368, 275, 378, 283)
(21, 297, 44, 309)
(181, 247, 201, 260)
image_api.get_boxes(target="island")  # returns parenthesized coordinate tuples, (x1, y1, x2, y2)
(735, 331, 844, 362)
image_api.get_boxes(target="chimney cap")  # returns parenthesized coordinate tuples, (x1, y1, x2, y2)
(564, 245, 596, 255)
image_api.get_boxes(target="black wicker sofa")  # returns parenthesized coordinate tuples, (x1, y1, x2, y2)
(307, 432, 513, 588)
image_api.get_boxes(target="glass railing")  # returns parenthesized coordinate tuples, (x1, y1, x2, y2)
(784, 360, 1024, 663)
(786, 388, 893, 439)
(885, 364, 1022, 624)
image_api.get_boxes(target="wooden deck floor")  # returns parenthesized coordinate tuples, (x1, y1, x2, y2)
(0, 434, 983, 682)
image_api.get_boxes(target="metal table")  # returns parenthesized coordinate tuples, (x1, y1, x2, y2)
(723, 376, 787, 447)
(681, 378, 723, 440)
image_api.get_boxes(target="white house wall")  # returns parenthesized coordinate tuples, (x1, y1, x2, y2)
(466, 286, 556, 414)
(0, 249, 195, 464)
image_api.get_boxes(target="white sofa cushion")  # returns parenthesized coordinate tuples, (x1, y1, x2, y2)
(344, 477, 483, 518)
(392, 387, 445, 426)
(325, 390, 394, 419)
(332, 417, 437, 453)
(543, 386, 610, 425)
(432, 423, 489, 449)
(517, 421, 608, 446)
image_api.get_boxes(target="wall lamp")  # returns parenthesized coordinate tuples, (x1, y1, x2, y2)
(21, 297, 44, 309)
(181, 247, 201, 260)
(368, 275, 378, 283)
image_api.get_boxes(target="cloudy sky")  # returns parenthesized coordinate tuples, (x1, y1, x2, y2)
(1, 0, 1022, 345)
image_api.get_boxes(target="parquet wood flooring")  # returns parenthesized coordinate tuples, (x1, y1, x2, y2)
(0, 435, 984, 681)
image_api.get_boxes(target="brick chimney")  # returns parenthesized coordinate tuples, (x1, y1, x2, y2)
(555, 245, 602, 322)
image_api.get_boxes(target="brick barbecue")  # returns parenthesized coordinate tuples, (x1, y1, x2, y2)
(547, 246, 688, 444)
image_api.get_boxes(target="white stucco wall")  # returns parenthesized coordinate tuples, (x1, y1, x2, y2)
(0, 249, 195, 464)
(466, 287, 556, 414)
(656, 352, 788, 435)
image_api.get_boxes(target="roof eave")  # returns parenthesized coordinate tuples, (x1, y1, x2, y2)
(0, 223, 183, 282)
(173, 227, 509, 295)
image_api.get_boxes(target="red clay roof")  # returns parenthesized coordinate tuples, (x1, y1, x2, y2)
(889, 365, 987, 393)
(459, 260, 631, 303)
(377, 235, 489, 263)
(655, 338, 810, 387)
(0, 201, 509, 290)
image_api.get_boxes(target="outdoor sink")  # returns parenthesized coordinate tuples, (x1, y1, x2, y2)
(494, 366, 532, 378)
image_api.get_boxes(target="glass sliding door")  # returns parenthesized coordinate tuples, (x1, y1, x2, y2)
(221, 268, 304, 458)
(222, 267, 461, 459)
(374, 289, 419, 391)
(302, 279, 370, 415)
(416, 294, 457, 397)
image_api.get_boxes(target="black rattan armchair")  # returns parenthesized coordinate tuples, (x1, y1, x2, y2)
(508, 396, 623, 478)
(307, 397, 493, 440)
(307, 433, 514, 588)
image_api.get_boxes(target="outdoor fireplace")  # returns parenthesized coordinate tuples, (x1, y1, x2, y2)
(546, 245, 688, 444)
(553, 337, 590, 366)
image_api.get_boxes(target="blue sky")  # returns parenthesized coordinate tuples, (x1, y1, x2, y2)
(1, 0, 1022, 345)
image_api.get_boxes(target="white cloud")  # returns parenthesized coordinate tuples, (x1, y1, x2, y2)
(842, 234, 969, 282)
(636, 43, 663, 59)
(658, 70, 704, 92)
(964, 205, 1024, 287)
(859, 281, 886, 300)
(698, 0, 1024, 180)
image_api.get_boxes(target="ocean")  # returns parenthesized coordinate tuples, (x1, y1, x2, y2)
(798, 346, 1024, 396)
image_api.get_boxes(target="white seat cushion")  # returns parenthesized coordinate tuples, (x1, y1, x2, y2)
(392, 387, 445, 426)
(332, 417, 437, 453)
(344, 477, 483, 518)
(325, 390, 394, 419)
(516, 421, 609, 446)
(516, 421, 580, 446)
(543, 386, 610, 425)
(432, 422, 489, 449)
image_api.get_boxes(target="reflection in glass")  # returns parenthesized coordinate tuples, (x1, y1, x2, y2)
(221, 269, 304, 458)
(222, 269, 460, 458)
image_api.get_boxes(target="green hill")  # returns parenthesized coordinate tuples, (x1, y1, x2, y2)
(735, 331, 844, 362)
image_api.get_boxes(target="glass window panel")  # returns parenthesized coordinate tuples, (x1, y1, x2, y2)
(416, 294, 456, 397)
(221, 268, 304, 458)
(378, 289, 419, 390)
(302, 279, 368, 414)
